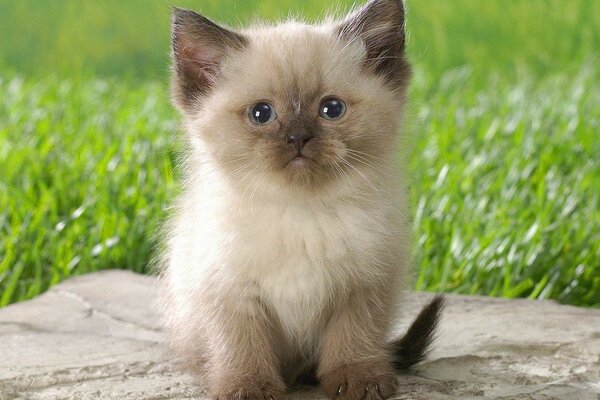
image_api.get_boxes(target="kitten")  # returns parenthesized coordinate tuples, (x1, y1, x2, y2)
(159, 1, 444, 399)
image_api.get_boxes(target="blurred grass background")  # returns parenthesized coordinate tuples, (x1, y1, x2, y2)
(0, 0, 599, 306)
(2, 0, 599, 78)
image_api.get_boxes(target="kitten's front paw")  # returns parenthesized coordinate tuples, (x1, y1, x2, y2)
(213, 380, 285, 400)
(319, 361, 397, 400)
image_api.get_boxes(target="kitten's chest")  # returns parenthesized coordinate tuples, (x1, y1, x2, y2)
(227, 202, 383, 333)
(232, 202, 378, 276)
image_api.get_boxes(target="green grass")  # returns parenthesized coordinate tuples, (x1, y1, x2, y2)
(409, 65, 600, 306)
(1, 0, 599, 306)
(0, 77, 179, 305)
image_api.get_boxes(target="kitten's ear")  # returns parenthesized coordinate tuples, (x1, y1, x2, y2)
(336, 0, 410, 87)
(171, 8, 247, 112)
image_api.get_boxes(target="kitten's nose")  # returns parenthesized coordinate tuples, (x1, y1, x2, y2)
(286, 130, 313, 151)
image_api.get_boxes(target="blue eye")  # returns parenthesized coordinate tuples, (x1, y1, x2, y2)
(249, 102, 276, 125)
(319, 98, 346, 120)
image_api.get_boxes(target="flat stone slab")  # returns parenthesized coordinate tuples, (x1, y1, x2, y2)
(0, 270, 599, 400)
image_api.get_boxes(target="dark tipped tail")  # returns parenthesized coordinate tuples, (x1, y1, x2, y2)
(391, 295, 445, 371)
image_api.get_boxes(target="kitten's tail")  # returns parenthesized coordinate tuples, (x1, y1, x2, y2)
(391, 295, 445, 371)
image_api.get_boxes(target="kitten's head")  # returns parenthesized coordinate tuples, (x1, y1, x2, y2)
(171, 0, 411, 194)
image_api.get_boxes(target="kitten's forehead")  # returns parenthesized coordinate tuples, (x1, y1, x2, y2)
(231, 22, 365, 100)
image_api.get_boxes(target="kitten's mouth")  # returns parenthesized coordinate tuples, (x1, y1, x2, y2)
(285, 154, 313, 169)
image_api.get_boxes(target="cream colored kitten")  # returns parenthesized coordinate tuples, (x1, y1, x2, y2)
(159, 1, 444, 399)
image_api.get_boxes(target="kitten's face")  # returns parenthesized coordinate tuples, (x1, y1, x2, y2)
(171, 0, 410, 193)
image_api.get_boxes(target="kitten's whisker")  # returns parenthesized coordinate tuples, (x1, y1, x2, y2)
(247, 166, 266, 214)
(362, 55, 406, 63)
(345, 148, 390, 163)
(334, 158, 354, 188)
(344, 152, 381, 170)
(221, 155, 253, 166)
(338, 157, 381, 194)
(229, 162, 253, 177)
(344, 153, 392, 180)
(237, 165, 260, 215)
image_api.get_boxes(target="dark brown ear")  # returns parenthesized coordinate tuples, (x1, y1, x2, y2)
(171, 8, 247, 113)
(336, 0, 410, 88)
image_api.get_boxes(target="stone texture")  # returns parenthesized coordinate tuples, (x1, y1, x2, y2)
(0, 270, 599, 400)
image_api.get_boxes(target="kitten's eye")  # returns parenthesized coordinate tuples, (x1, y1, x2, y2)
(249, 102, 277, 125)
(319, 98, 346, 120)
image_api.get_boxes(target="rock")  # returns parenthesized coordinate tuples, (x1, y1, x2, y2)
(0, 270, 598, 400)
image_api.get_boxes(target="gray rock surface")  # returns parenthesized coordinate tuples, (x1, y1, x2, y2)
(0, 270, 599, 400)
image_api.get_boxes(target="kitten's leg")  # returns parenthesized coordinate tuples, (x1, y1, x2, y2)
(317, 286, 398, 400)
(205, 295, 286, 400)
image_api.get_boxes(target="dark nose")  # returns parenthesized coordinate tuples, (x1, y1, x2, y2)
(286, 130, 313, 151)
